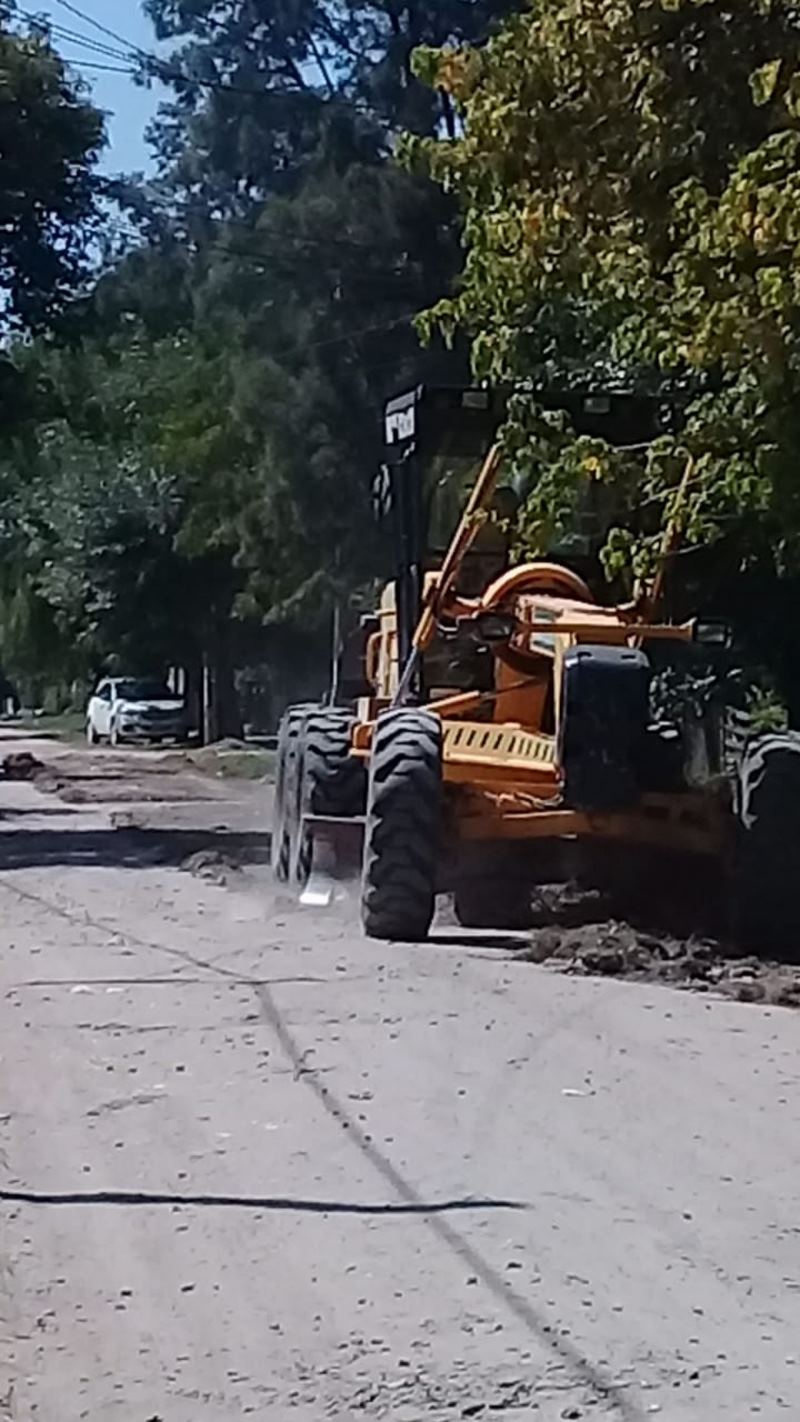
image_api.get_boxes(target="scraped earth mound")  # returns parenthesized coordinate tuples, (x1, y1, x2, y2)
(520, 884, 800, 1008)
(3, 746, 224, 804)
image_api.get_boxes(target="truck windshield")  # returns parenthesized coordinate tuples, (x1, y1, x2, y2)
(426, 450, 485, 555)
(425, 449, 511, 597)
(117, 680, 174, 701)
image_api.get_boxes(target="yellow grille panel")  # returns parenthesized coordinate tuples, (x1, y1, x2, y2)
(443, 721, 557, 767)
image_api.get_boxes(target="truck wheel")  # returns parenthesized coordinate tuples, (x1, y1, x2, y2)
(290, 708, 366, 888)
(271, 705, 313, 883)
(735, 731, 800, 959)
(454, 880, 532, 931)
(361, 709, 442, 942)
(86, 721, 98, 747)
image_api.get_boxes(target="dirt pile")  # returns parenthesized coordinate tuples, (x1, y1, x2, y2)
(3, 747, 220, 805)
(523, 894, 800, 1008)
(3, 751, 47, 781)
(2, 751, 62, 795)
(180, 846, 243, 885)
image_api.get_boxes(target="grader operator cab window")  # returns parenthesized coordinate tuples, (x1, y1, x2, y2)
(377, 383, 684, 679)
(379, 386, 509, 673)
(426, 443, 516, 598)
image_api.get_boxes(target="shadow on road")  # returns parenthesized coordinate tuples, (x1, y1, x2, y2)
(0, 1187, 525, 1215)
(428, 931, 531, 953)
(0, 826, 271, 872)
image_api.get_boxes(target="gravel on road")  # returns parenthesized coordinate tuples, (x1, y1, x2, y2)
(0, 732, 798, 1420)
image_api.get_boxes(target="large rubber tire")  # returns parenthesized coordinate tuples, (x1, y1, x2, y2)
(271, 705, 313, 884)
(290, 708, 366, 888)
(735, 731, 800, 959)
(454, 879, 532, 931)
(361, 709, 442, 942)
(86, 720, 99, 747)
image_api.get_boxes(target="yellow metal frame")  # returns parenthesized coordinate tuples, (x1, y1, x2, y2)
(354, 712, 727, 856)
(353, 445, 721, 862)
(456, 790, 730, 858)
(442, 720, 559, 790)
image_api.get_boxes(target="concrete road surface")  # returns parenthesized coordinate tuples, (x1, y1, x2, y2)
(0, 745, 799, 1420)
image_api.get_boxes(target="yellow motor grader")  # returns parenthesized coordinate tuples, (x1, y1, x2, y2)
(272, 386, 800, 950)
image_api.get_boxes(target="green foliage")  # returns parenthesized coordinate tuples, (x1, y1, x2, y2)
(409, 0, 800, 593)
(0, 12, 104, 331)
(0, 332, 245, 684)
(119, 2, 520, 633)
(145, 1, 520, 162)
(0, 0, 520, 700)
(747, 684, 788, 733)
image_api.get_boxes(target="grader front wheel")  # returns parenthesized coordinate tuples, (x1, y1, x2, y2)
(291, 708, 367, 889)
(271, 704, 313, 883)
(361, 709, 443, 942)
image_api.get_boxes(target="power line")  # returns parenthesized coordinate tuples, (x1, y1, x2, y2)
(102, 197, 415, 262)
(50, 0, 148, 60)
(16, 10, 427, 358)
(20, 1, 335, 102)
(300, 312, 417, 356)
(68, 59, 138, 73)
(18, 9, 133, 61)
(14, 8, 145, 78)
(46, 0, 319, 99)
(100, 218, 418, 302)
(44, 0, 229, 86)
(103, 175, 435, 262)
(87, 224, 422, 356)
(54, 31, 132, 64)
(45, 0, 203, 94)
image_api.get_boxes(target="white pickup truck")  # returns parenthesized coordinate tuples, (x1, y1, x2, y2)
(86, 677, 188, 746)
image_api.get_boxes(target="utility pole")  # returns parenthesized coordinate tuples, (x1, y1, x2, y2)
(329, 600, 342, 707)
(201, 652, 216, 746)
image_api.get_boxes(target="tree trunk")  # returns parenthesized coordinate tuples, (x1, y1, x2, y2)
(213, 621, 243, 741)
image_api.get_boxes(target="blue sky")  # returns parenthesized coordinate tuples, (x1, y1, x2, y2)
(33, 0, 165, 173)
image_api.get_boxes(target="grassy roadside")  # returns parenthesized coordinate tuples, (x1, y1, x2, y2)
(7, 711, 87, 743)
(188, 743, 276, 781)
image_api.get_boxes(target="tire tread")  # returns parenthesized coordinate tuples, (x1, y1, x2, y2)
(736, 730, 800, 958)
(361, 709, 442, 942)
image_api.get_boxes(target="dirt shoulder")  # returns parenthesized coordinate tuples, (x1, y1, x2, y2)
(0, 729, 270, 883)
(522, 907, 800, 1010)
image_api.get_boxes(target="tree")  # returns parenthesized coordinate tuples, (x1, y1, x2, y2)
(144, 1, 521, 177)
(0, 6, 104, 332)
(128, 1, 522, 636)
(409, 0, 800, 611)
(0, 0, 524, 720)
(0, 330, 248, 708)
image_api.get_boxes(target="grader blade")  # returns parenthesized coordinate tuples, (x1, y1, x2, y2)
(299, 815, 365, 908)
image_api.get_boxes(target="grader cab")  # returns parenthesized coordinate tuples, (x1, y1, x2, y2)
(272, 386, 800, 951)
